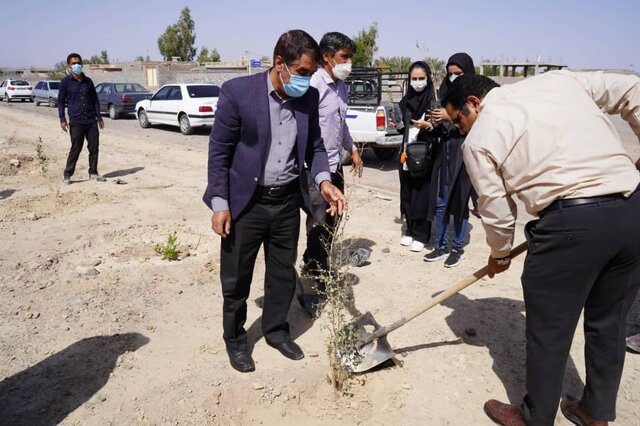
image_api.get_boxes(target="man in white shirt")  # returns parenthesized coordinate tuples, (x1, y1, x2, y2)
(442, 72, 640, 426)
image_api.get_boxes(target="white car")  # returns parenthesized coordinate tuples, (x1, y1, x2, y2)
(0, 79, 33, 102)
(135, 83, 219, 135)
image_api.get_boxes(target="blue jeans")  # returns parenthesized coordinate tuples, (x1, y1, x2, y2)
(435, 184, 469, 251)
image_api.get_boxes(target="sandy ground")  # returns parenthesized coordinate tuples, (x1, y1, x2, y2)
(0, 105, 639, 425)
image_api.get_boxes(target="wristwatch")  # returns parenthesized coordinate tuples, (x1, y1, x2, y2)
(494, 256, 511, 266)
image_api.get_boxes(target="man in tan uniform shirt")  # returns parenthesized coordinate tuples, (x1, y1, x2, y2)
(442, 72, 640, 426)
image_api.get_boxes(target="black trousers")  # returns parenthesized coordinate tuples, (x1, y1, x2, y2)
(399, 168, 431, 244)
(64, 122, 100, 177)
(405, 217, 431, 244)
(220, 192, 301, 350)
(303, 168, 344, 279)
(520, 190, 640, 425)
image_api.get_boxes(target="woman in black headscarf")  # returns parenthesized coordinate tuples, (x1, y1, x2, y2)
(398, 61, 437, 252)
(438, 52, 476, 99)
(423, 52, 477, 268)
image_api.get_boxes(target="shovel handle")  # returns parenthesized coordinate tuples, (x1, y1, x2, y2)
(360, 241, 528, 346)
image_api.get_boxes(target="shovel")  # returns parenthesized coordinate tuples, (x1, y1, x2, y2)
(344, 241, 528, 373)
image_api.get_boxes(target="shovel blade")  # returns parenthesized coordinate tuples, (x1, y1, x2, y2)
(339, 312, 396, 373)
(350, 335, 395, 373)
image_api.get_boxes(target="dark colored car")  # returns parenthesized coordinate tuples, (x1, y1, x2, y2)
(95, 82, 152, 120)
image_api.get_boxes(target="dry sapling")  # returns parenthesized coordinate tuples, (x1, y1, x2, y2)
(35, 137, 48, 173)
(309, 211, 363, 392)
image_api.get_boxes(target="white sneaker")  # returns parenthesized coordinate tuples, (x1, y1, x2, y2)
(400, 235, 413, 246)
(410, 241, 425, 252)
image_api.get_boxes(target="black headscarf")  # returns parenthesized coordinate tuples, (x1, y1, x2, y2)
(399, 61, 434, 122)
(439, 52, 475, 99)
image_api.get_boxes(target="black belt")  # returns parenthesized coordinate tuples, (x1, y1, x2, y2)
(541, 193, 625, 216)
(254, 179, 299, 198)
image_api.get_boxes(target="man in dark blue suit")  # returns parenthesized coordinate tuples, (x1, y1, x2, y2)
(203, 30, 347, 372)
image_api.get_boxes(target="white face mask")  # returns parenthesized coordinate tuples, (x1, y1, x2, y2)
(449, 74, 460, 83)
(410, 80, 427, 92)
(330, 58, 352, 80)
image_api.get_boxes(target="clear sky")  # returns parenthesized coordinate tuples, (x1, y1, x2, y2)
(2, 0, 638, 71)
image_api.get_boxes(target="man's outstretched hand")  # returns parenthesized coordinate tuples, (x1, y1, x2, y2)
(320, 181, 347, 216)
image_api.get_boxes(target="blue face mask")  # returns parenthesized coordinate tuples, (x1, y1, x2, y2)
(71, 64, 83, 75)
(280, 63, 311, 98)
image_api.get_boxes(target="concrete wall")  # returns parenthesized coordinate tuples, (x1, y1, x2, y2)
(87, 70, 147, 85)
(83, 64, 269, 89)
(490, 76, 526, 85)
(175, 68, 268, 86)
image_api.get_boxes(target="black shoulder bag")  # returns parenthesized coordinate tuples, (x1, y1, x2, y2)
(401, 85, 441, 178)
(402, 113, 436, 178)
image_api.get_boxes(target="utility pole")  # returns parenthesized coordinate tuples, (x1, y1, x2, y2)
(244, 50, 251, 75)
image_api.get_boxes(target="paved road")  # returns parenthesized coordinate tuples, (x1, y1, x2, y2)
(0, 98, 211, 149)
(0, 99, 402, 193)
(2, 98, 637, 196)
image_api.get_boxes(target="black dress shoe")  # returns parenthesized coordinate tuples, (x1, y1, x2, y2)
(267, 339, 305, 360)
(226, 348, 255, 372)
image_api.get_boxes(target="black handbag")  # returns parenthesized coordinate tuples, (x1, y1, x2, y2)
(404, 139, 432, 178)
(401, 84, 441, 178)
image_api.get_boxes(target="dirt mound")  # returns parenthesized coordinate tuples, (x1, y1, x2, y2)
(0, 190, 116, 222)
(0, 154, 37, 176)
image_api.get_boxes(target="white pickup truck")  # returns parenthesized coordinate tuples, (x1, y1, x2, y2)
(344, 68, 407, 161)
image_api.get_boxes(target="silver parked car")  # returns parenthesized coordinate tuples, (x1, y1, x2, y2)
(32, 80, 60, 107)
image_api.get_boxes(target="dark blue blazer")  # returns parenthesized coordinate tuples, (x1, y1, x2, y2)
(202, 70, 330, 219)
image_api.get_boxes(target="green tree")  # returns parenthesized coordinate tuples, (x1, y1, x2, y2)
(175, 7, 196, 60)
(197, 47, 221, 64)
(209, 48, 220, 62)
(48, 61, 67, 80)
(197, 47, 210, 64)
(85, 51, 110, 65)
(375, 56, 412, 72)
(351, 22, 378, 67)
(158, 24, 180, 61)
(157, 7, 197, 61)
(53, 61, 67, 71)
(425, 57, 446, 86)
(100, 50, 109, 64)
(86, 55, 100, 64)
